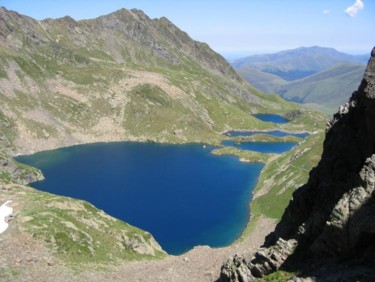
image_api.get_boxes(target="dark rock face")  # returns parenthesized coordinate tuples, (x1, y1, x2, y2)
(283, 110, 302, 121)
(220, 47, 375, 281)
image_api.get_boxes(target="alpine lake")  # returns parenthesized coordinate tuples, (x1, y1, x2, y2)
(16, 114, 308, 255)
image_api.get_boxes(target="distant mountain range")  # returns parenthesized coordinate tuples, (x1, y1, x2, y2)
(232, 46, 369, 112)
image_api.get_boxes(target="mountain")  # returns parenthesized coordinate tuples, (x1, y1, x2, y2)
(0, 7, 324, 157)
(233, 47, 369, 112)
(278, 63, 366, 110)
(233, 46, 368, 81)
(231, 65, 286, 94)
(221, 47, 375, 281)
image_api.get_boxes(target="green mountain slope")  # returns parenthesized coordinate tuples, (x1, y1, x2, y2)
(233, 47, 368, 112)
(0, 7, 324, 155)
(232, 46, 368, 81)
(232, 65, 287, 94)
(277, 63, 366, 111)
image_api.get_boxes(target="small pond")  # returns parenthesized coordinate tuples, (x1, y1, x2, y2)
(253, 114, 289, 124)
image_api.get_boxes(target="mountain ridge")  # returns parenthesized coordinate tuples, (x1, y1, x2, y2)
(233, 46, 368, 80)
(0, 6, 323, 156)
(233, 46, 369, 112)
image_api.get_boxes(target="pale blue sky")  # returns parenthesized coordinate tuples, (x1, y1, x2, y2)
(0, 0, 374, 57)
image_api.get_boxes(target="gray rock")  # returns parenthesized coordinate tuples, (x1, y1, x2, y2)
(0, 152, 43, 185)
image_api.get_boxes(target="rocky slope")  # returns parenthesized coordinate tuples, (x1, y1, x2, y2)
(220, 47, 375, 281)
(0, 152, 43, 185)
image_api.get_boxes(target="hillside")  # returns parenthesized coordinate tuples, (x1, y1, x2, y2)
(0, 7, 325, 157)
(278, 63, 366, 111)
(233, 47, 368, 112)
(231, 65, 286, 94)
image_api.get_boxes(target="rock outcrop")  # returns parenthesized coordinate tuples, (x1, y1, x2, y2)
(0, 152, 43, 185)
(221, 46, 375, 281)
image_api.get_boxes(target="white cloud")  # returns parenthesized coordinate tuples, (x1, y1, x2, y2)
(323, 9, 330, 15)
(345, 0, 364, 17)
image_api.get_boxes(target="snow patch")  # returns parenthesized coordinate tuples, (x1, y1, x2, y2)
(0, 201, 13, 234)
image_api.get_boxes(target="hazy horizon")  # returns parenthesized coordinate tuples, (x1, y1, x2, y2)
(1, 0, 374, 58)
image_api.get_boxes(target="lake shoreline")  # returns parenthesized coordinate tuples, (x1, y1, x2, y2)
(12, 122, 317, 256)
(0, 182, 277, 281)
(17, 141, 264, 255)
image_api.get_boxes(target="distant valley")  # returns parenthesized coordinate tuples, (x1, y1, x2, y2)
(232, 46, 369, 112)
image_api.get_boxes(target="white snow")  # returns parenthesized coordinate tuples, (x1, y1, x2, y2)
(0, 200, 13, 234)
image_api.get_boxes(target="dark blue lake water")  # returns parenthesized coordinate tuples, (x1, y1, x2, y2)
(16, 142, 264, 255)
(224, 130, 309, 139)
(253, 114, 289, 124)
(222, 140, 297, 153)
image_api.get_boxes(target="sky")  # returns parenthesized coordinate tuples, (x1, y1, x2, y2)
(0, 0, 374, 58)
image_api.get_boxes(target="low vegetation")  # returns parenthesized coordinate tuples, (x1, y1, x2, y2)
(1, 184, 166, 266)
(212, 146, 273, 164)
(243, 132, 324, 241)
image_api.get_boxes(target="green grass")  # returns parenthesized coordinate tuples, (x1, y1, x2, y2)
(212, 146, 273, 163)
(0, 267, 21, 280)
(13, 57, 44, 79)
(12, 185, 166, 265)
(277, 63, 365, 111)
(250, 132, 324, 220)
(0, 65, 7, 78)
(232, 134, 302, 143)
(0, 127, 16, 153)
(39, 93, 94, 129)
(0, 171, 12, 182)
(233, 132, 324, 244)
(122, 83, 217, 142)
(257, 270, 296, 281)
(18, 118, 58, 139)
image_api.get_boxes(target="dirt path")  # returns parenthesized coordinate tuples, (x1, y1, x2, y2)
(103, 216, 275, 282)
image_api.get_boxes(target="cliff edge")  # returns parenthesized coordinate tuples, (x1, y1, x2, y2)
(221, 46, 375, 281)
